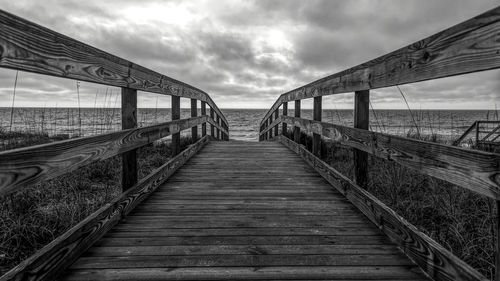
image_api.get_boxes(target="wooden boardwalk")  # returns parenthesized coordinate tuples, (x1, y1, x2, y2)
(60, 141, 428, 280)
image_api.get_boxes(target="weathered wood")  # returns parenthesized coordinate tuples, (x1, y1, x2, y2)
(294, 100, 301, 143)
(268, 115, 273, 139)
(121, 88, 137, 191)
(259, 117, 281, 138)
(0, 10, 228, 126)
(206, 118, 228, 136)
(313, 96, 322, 157)
(62, 266, 426, 281)
(190, 99, 198, 141)
(200, 102, 206, 136)
(171, 96, 180, 155)
(58, 140, 428, 281)
(216, 115, 220, 140)
(260, 6, 500, 125)
(209, 107, 215, 137)
(278, 135, 487, 281)
(281, 116, 500, 200)
(354, 90, 369, 188)
(274, 110, 279, 137)
(0, 116, 208, 197)
(0, 136, 210, 281)
(282, 102, 288, 137)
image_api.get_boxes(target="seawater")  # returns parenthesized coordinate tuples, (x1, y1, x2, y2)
(0, 107, 497, 142)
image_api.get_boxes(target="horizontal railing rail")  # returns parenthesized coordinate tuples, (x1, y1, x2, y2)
(0, 9, 229, 281)
(259, 6, 500, 126)
(0, 116, 213, 197)
(0, 136, 210, 281)
(0, 9, 228, 128)
(259, 5, 500, 281)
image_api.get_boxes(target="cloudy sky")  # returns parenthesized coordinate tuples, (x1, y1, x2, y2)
(1, 0, 499, 109)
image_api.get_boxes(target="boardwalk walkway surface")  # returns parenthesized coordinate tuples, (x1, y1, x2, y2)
(60, 141, 428, 281)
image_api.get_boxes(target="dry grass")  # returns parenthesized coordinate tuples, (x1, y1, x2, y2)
(0, 132, 194, 275)
(312, 134, 495, 278)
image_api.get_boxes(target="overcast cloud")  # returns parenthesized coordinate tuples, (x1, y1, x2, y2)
(0, 0, 499, 109)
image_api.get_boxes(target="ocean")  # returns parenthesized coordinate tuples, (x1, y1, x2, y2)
(0, 107, 497, 142)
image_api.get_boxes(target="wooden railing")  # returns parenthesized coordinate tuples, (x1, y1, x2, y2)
(453, 120, 500, 153)
(0, 9, 228, 281)
(259, 6, 500, 281)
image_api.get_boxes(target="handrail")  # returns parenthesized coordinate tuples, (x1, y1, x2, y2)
(258, 5, 500, 281)
(0, 116, 209, 197)
(0, 136, 210, 281)
(0, 9, 228, 128)
(278, 135, 487, 281)
(280, 116, 500, 200)
(259, 6, 500, 126)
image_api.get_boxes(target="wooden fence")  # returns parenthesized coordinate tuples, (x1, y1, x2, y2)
(259, 5, 500, 281)
(0, 9, 228, 280)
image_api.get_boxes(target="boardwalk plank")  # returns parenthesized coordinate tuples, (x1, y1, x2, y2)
(60, 141, 428, 281)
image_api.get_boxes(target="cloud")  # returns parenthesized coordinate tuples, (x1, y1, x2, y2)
(0, 0, 499, 109)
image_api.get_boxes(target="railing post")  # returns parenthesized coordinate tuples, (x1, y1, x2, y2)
(191, 98, 198, 141)
(268, 115, 273, 140)
(121, 87, 137, 191)
(265, 119, 269, 140)
(274, 109, 279, 137)
(354, 90, 369, 188)
(282, 102, 288, 137)
(294, 100, 301, 143)
(210, 107, 215, 137)
(216, 115, 221, 140)
(171, 95, 181, 156)
(476, 121, 480, 148)
(201, 101, 207, 137)
(313, 96, 322, 157)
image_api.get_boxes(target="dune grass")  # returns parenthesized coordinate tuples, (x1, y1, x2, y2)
(0, 132, 194, 275)
(287, 130, 495, 278)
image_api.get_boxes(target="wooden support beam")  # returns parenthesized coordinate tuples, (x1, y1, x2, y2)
(274, 110, 279, 137)
(210, 107, 215, 137)
(268, 115, 273, 140)
(313, 96, 322, 157)
(0, 136, 210, 281)
(277, 135, 487, 281)
(282, 102, 288, 137)
(0, 116, 208, 197)
(354, 90, 369, 188)
(216, 115, 220, 140)
(191, 99, 198, 141)
(171, 96, 180, 156)
(201, 101, 207, 137)
(294, 100, 301, 143)
(121, 87, 137, 191)
(281, 115, 500, 200)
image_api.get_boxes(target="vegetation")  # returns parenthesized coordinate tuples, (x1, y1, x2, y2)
(287, 130, 496, 278)
(0, 131, 194, 275)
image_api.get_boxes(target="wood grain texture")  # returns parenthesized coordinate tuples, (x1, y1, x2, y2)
(0, 9, 228, 126)
(353, 90, 369, 188)
(60, 140, 428, 281)
(200, 102, 206, 137)
(190, 99, 198, 141)
(294, 100, 301, 143)
(0, 116, 208, 197)
(282, 116, 500, 200)
(0, 136, 210, 281)
(259, 117, 281, 137)
(260, 6, 500, 125)
(121, 87, 138, 190)
(278, 135, 487, 281)
(171, 96, 181, 156)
